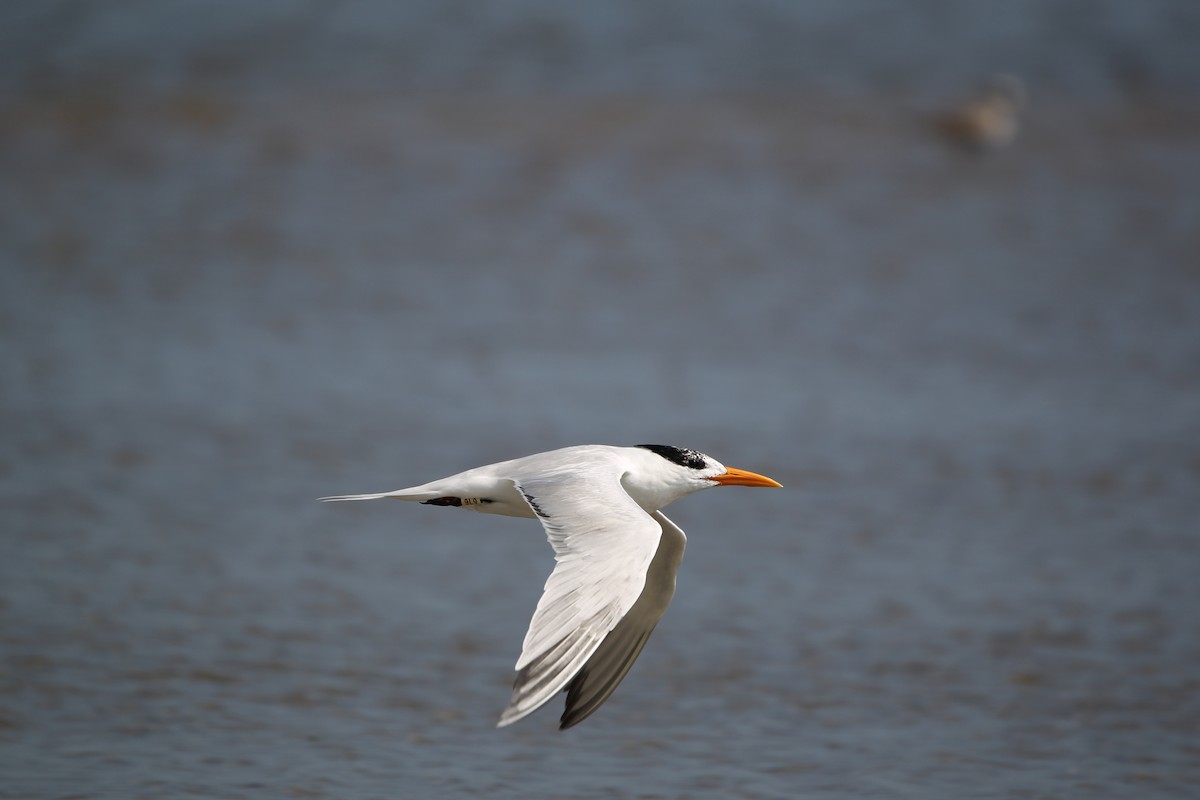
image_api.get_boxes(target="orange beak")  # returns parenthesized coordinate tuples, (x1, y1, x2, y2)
(710, 467, 783, 488)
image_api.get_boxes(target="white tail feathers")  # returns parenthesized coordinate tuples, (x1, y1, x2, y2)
(319, 492, 398, 502)
(319, 487, 441, 503)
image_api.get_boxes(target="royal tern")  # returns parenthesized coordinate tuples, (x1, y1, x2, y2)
(322, 443, 781, 729)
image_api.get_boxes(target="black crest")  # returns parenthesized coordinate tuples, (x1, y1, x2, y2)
(636, 444, 708, 470)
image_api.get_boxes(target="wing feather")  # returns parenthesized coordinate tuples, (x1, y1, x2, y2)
(559, 511, 686, 729)
(496, 467, 666, 727)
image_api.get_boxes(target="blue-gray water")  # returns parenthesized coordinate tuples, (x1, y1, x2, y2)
(2, 3, 1199, 798)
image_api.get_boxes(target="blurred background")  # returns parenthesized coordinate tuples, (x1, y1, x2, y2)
(2, 2, 1198, 797)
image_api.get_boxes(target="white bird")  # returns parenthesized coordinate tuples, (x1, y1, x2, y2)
(321, 443, 781, 729)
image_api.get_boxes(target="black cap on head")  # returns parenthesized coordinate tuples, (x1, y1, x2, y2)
(635, 444, 708, 470)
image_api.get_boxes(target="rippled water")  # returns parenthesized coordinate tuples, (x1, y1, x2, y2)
(3, 4, 1200, 798)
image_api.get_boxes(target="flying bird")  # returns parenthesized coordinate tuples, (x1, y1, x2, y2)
(321, 443, 781, 729)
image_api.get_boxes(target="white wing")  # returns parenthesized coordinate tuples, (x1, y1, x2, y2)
(558, 510, 686, 729)
(496, 466, 666, 727)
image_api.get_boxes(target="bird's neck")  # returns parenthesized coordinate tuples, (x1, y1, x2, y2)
(620, 473, 699, 513)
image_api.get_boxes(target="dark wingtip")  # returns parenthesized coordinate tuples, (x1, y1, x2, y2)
(558, 670, 589, 730)
(558, 703, 587, 730)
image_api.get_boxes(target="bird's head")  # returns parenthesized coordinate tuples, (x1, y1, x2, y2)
(633, 444, 782, 502)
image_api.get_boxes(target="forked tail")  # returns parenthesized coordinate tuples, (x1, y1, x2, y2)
(319, 487, 440, 503)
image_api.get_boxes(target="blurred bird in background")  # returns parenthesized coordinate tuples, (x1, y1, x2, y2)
(935, 73, 1027, 152)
